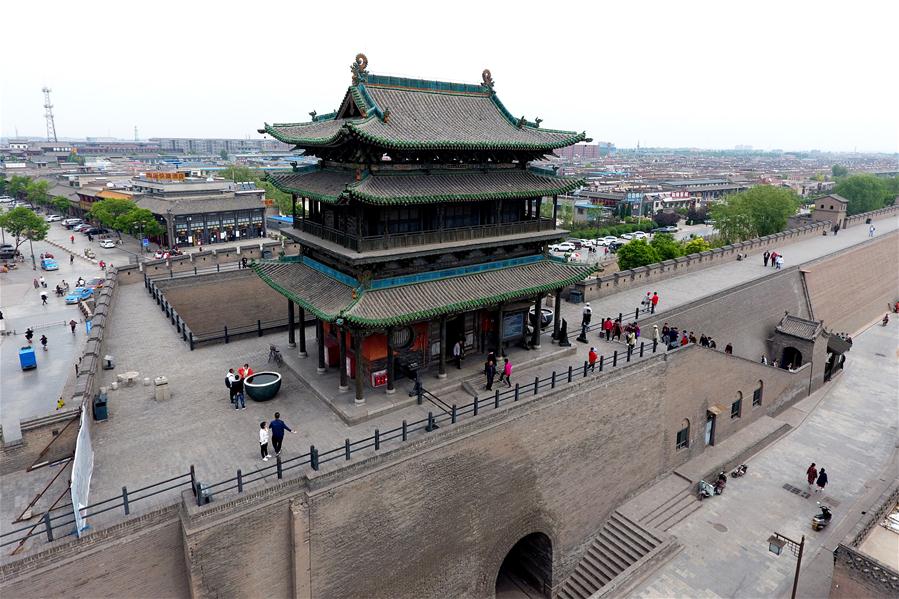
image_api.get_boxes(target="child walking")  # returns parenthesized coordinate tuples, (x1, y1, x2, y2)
(259, 422, 270, 461)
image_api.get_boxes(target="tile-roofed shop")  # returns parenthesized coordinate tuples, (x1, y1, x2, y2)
(255, 54, 593, 402)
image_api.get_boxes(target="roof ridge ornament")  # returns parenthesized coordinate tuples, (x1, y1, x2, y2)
(351, 53, 369, 85)
(481, 69, 494, 92)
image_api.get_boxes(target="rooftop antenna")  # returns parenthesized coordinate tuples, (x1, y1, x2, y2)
(134, 126, 139, 141)
(42, 87, 58, 142)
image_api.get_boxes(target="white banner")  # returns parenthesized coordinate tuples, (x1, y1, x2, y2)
(70, 406, 94, 536)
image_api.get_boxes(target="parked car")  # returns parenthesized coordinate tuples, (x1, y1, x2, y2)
(632, 231, 649, 240)
(65, 287, 93, 304)
(45, 214, 64, 222)
(608, 241, 625, 252)
(0, 246, 17, 260)
(602, 236, 618, 243)
(0, 196, 14, 204)
(63, 219, 83, 228)
(620, 233, 635, 240)
(551, 241, 576, 252)
(82, 227, 110, 236)
(99, 238, 117, 249)
(84, 277, 105, 290)
(40, 258, 59, 271)
(72, 223, 91, 232)
(651, 226, 679, 234)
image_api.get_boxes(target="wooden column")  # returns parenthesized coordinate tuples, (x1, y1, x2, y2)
(552, 195, 558, 226)
(355, 203, 363, 252)
(291, 194, 297, 229)
(386, 327, 396, 394)
(353, 331, 365, 404)
(338, 323, 348, 391)
(497, 303, 505, 350)
(316, 319, 326, 374)
(438, 316, 447, 379)
(532, 295, 542, 349)
(536, 196, 543, 231)
(287, 299, 296, 348)
(553, 288, 562, 342)
(298, 307, 307, 357)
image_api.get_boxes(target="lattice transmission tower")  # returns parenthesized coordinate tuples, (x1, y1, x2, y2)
(42, 87, 58, 142)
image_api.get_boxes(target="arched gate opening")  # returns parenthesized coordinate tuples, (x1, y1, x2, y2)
(495, 532, 552, 598)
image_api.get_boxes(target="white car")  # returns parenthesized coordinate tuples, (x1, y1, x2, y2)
(632, 231, 649, 240)
(620, 233, 635, 240)
(0, 196, 14, 203)
(602, 236, 618, 243)
(551, 242, 576, 252)
(99, 238, 118, 249)
(45, 214, 64, 222)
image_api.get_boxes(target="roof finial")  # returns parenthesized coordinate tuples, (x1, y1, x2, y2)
(351, 53, 369, 85)
(481, 69, 494, 92)
(309, 110, 317, 121)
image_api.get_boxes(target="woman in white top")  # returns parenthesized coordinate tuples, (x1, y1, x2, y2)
(259, 422, 270, 461)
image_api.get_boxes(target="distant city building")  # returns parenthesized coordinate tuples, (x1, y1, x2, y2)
(554, 142, 615, 161)
(150, 137, 290, 154)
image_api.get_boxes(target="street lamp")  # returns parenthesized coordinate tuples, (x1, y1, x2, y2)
(767, 532, 805, 599)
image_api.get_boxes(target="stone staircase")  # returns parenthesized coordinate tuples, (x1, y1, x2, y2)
(636, 487, 701, 532)
(556, 511, 667, 599)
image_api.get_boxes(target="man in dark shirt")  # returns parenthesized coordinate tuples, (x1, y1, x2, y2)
(269, 412, 296, 456)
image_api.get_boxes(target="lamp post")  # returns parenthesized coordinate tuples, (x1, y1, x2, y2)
(767, 532, 805, 599)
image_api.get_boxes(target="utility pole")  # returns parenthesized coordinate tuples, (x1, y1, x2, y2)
(42, 87, 58, 143)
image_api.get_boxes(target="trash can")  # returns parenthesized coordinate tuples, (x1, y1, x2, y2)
(154, 376, 170, 401)
(197, 483, 212, 504)
(569, 289, 584, 304)
(103, 355, 115, 370)
(19, 346, 37, 370)
(93, 390, 108, 421)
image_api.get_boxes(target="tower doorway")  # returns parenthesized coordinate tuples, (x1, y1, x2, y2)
(781, 347, 803, 369)
(495, 532, 552, 598)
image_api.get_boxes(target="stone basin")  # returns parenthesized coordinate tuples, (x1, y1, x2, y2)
(244, 371, 282, 401)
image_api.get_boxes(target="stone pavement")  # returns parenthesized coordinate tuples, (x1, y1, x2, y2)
(556, 215, 899, 340)
(625, 318, 899, 599)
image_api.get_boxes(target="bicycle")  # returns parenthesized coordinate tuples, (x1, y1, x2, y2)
(268, 344, 283, 366)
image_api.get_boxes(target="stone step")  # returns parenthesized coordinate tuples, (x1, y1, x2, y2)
(643, 490, 696, 529)
(654, 496, 702, 532)
(559, 575, 592, 599)
(588, 540, 629, 575)
(580, 551, 617, 585)
(597, 529, 642, 566)
(612, 510, 663, 547)
(639, 487, 693, 524)
(569, 570, 602, 597)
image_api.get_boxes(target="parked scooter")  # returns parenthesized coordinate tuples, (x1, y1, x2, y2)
(697, 479, 715, 501)
(713, 471, 727, 495)
(731, 464, 748, 478)
(812, 504, 832, 531)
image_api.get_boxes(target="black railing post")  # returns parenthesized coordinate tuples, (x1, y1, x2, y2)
(613, 350, 618, 367)
(402, 420, 408, 441)
(653, 339, 658, 353)
(43, 512, 54, 542)
(169, 269, 173, 279)
(216, 263, 220, 272)
(257, 319, 263, 337)
(426, 412, 434, 432)
(551, 371, 557, 388)
(224, 325, 229, 344)
(599, 355, 604, 371)
(237, 470, 243, 493)
(374, 429, 380, 451)
(190, 465, 197, 497)
(189, 331, 194, 351)
(534, 376, 539, 394)
(176, 315, 181, 333)
(627, 346, 632, 362)
(276, 455, 283, 479)
(310, 446, 319, 470)
(452, 404, 458, 423)
(635, 307, 639, 320)
(567, 365, 573, 383)
(344, 438, 351, 460)
(473, 398, 479, 416)
(417, 384, 423, 405)
(122, 486, 130, 515)
(194, 266, 197, 275)
(640, 341, 645, 357)
(514, 383, 520, 401)
(583, 361, 588, 377)
(618, 312, 622, 322)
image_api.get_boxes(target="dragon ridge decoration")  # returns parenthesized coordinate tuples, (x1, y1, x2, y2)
(351, 53, 369, 85)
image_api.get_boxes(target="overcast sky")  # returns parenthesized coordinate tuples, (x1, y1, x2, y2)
(2, 0, 896, 152)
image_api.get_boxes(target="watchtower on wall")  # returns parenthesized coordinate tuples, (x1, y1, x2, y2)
(813, 193, 848, 230)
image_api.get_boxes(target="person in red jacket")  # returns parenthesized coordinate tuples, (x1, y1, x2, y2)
(588, 347, 598, 372)
(651, 292, 659, 314)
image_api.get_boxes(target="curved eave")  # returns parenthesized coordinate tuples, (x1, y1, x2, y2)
(262, 121, 356, 148)
(348, 177, 586, 205)
(344, 124, 586, 152)
(267, 173, 345, 204)
(251, 261, 350, 322)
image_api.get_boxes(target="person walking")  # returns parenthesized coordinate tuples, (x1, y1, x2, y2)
(269, 412, 296, 456)
(499, 357, 513, 388)
(579, 303, 592, 342)
(651, 292, 659, 314)
(232, 374, 246, 410)
(70, 234, 75, 244)
(69, 319, 77, 334)
(816, 468, 828, 493)
(626, 331, 637, 354)
(761, 355, 768, 365)
(25, 328, 34, 344)
(602, 317, 613, 341)
(763, 250, 770, 267)
(680, 332, 689, 347)
(708, 338, 717, 349)
(724, 343, 733, 354)
(259, 422, 271, 461)
(588, 347, 598, 372)
(806, 463, 817, 488)
(33, 277, 39, 289)
(612, 319, 622, 342)
(641, 292, 652, 314)
(770, 251, 778, 268)
(39, 276, 46, 288)
(69, 254, 74, 265)
(775, 254, 784, 270)
(453, 339, 463, 369)
(484, 354, 496, 391)
(226, 368, 237, 405)
(40, 290, 49, 305)
(652, 324, 660, 346)
(40, 334, 48, 351)
(869, 225, 875, 237)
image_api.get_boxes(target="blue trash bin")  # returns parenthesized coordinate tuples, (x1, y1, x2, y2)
(19, 346, 37, 370)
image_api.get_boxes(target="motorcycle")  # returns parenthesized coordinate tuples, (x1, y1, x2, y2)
(731, 464, 748, 478)
(812, 505, 832, 531)
(713, 471, 727, 495)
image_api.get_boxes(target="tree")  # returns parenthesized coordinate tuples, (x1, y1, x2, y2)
(682, 237, 711, 255)
(219, 163, 294, 215)
(834, 174, 892, 216)
(89, 198, 137, 229)
(7, 175, 31, 199)
(25, 179, 51, 206)
(686, 205, 707, 224)
(710, 186, 799, 243)
(220, 149, 229, 160)
(116, 207, 164, 238)
(51, 196, 71, 215)
(0, 207, 50, 264)
(652, 211, 680, 227)
(0, 173, 6, 194)
(649, 233, 682, 260)
(615, 239, 659, 270)
(831, 164, 849, 178)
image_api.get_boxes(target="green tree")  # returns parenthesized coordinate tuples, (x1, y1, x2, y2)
(219, 164, 294, 215)
(89, 198, 136, 229)
(51, 196, 72, 215)
(682, 237, 711, 255)
(831, 164, 849, 178)
(649, 233, 682, 260)
(116, 207, 164, 238)
(834, 174, 892, 216)
(0, 173, 7, 194)
(25, 179, 51, 206)
(710, 186, 799, 243)
(7, 175, 31, 198)
(0, 206, 50, 254)
(615, 239, 659, 270)
(653, 211, 680, 227)
(219, 149, 229, 160)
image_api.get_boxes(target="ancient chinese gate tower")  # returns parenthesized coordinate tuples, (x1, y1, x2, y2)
(255, 54, 592, 402)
